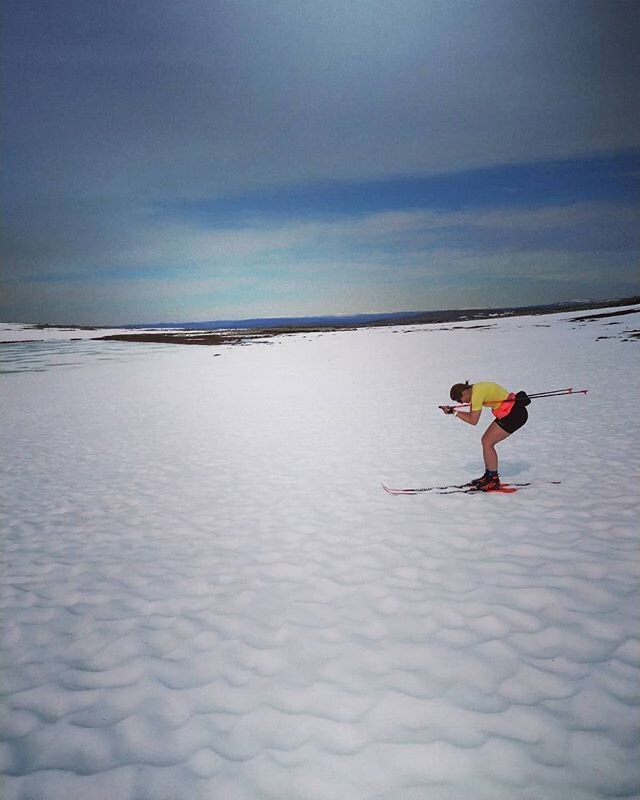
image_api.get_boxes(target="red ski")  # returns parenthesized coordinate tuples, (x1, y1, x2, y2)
(381, 480, 560, 496)
(381, 481, 519, 495)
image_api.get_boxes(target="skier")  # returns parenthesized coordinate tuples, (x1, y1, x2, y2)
(441, 381, 530, 491)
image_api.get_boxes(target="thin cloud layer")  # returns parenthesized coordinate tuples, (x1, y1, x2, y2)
(5, 195, 637, 324)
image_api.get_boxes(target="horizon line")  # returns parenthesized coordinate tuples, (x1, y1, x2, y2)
(4, 294, 639, 332)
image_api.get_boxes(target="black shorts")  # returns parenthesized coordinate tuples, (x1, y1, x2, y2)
(495, 391, 530, 434)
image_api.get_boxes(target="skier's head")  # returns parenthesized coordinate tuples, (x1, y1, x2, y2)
(450, 381, 471, 402)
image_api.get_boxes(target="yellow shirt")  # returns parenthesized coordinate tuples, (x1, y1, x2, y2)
(470, 382, 509, 411)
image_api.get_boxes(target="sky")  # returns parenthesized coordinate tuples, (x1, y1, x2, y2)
(2, 0, 639, 325)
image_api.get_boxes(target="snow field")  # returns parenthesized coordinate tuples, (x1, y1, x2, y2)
(1, 307, 639, 799)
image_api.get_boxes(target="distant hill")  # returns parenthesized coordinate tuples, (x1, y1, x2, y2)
(129, 296, 640, 332)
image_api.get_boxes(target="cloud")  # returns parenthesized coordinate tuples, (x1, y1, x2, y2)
(5, 0, 640, 204)
(3, 195, 637, 323)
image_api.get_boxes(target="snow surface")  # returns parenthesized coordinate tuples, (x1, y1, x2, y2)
(0, 322, 132, 342)
(2, 307, 639, 800)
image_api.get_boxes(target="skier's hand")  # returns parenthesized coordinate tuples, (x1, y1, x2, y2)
(440, 405, 455, 415)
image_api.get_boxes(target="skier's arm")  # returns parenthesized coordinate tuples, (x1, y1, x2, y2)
(453, 408, 481, 425)
(441, 406, 481, 425)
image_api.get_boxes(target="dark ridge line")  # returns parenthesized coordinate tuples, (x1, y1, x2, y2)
(95, 298, 640, 347)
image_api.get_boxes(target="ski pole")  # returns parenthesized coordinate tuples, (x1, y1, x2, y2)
(439, 387, 588, 410)
(526, 388, 588, 399)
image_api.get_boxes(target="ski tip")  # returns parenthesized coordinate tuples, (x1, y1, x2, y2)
(381, 482, 419, 495)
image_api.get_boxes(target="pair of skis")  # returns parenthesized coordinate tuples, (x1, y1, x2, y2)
(381, 480, 561, 496)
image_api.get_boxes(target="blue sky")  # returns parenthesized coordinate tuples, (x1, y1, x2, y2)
(2, 0, 639, 325)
